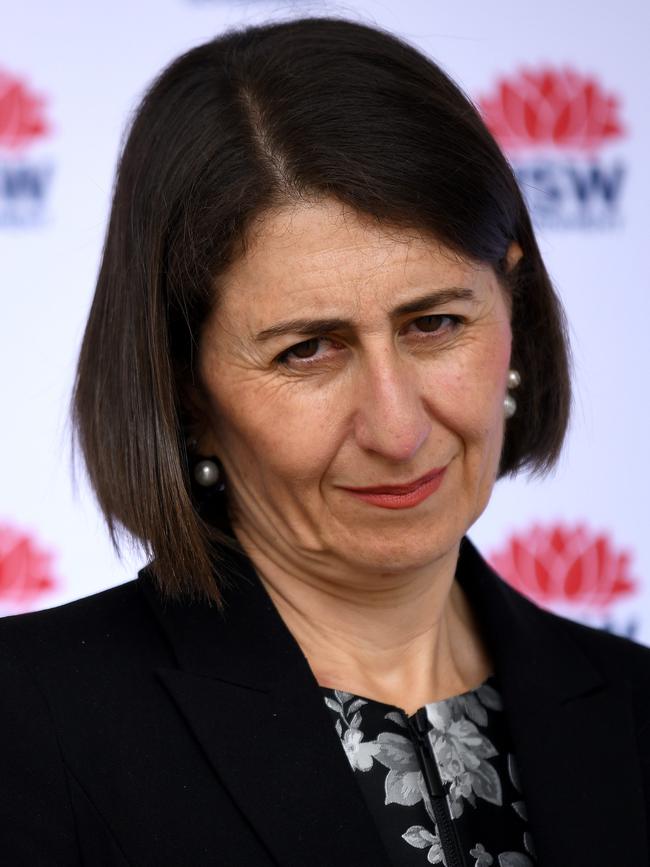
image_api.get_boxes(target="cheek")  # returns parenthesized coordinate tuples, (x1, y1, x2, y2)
(207, 377, 341, 485)
(427, 329, 511, 447)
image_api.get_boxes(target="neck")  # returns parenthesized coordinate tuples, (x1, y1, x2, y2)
(234, 529, 492, 716)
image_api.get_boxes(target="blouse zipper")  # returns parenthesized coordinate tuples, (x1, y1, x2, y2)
(407, 708, 465, 867)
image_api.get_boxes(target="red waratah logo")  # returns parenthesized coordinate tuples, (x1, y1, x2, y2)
(489, 523, 637, 610)
(478, 68, 625, 153)
(0, 69, 50, 153)
(0, 523, 59, 608)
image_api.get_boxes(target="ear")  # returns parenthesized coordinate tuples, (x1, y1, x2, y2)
(497, 242, 523, 322)
(181, 382, 220, 457)
(504, 241, 523, 272)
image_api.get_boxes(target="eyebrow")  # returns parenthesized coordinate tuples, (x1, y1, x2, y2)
(254, 287, 477, 342)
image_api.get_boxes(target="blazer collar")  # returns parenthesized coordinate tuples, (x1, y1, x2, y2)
(139, 537, 647, 867)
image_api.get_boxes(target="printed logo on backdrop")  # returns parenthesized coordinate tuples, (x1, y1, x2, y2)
(0, 68, 54, 227)
(478, 68, 627, 230)
(0, 522, 59, 614)
(489, 523, 639, 639)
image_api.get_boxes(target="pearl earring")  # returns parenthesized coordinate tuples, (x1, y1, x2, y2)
(187, 440, 224, 490)
(193, 459, 221, 487)
(504, 368, 521, 418)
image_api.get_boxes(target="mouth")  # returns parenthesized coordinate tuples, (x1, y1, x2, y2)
(339, 466, 447, 510)
(341, 466, 447, 494)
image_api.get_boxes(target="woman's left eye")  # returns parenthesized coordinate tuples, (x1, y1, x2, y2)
(406, 314, 460, 334)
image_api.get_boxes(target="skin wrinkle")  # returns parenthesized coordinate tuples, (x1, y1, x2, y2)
(196, 197, 521, 715)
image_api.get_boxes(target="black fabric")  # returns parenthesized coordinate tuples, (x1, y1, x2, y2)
(320, 673, 536, 865)
(0, 537, 649, 866)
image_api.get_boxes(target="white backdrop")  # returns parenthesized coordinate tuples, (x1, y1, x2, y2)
(1, 0, 648, 643)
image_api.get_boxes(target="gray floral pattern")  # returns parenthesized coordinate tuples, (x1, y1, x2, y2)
(426, 688, 502, 819)
(321, 676, 536, 866)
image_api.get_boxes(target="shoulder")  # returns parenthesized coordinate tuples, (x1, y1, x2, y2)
(538, 602, 650, 681)
(0, 577, 170, 680)
(0, 577, 141, 645)
(0, 579, 175, 862)
(534, 602, 650, 723)
(463, 537, 650, 704)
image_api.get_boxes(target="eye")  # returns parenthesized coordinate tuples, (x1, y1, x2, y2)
(406, 314, 461, 334)
(414, 314, 446, 332)
(287, 338, 321, 359)
(277, 337, 338, 367)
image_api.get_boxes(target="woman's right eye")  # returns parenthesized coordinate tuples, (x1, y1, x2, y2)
(284, 338, 321, 359)
(277, 337, 333, 367)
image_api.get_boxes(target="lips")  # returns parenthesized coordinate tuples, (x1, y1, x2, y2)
(340, 466, 446, 494)
(340, 466, 447, 510)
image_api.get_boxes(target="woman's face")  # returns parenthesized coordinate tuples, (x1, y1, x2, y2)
(197, 198, 517, 577)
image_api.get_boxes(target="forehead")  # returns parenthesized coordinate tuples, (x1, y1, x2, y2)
(215, 198, 492, 322)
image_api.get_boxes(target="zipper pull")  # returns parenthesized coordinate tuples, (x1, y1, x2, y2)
(412, 707, 430, 737)
(408, 709, 444, 797)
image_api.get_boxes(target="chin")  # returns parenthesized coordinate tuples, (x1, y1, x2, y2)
(335, 526, 460, 575)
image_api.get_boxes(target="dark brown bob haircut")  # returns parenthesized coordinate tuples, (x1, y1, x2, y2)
(72, 16, 571, 605)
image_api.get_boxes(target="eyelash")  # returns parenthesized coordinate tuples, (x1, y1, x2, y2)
(275, 314, 463, 368)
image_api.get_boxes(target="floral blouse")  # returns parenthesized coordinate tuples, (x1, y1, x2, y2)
(321, 674, 536, 867)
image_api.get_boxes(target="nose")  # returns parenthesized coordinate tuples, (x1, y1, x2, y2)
(352, 349, 431, 462)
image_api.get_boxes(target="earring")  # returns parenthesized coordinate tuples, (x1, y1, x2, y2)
(187, 437, 226, 491)
(504, 368, 521, 418)
(193, 459, 221, 488)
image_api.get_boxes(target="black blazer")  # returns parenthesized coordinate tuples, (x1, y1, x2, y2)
(1, 537, 650, 866)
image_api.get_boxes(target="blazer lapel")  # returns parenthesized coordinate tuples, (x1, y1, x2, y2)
(139, 548, 392, 867)
(456, 538, 648, 867)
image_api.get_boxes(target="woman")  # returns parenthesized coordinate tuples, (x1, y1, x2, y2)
(1, 16, 649, 867)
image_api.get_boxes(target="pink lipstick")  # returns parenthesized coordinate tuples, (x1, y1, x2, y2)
(340, 466, 447, 510)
